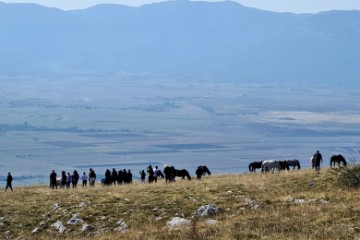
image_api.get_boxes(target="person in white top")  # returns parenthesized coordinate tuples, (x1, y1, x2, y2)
(153, 166, 159, 183)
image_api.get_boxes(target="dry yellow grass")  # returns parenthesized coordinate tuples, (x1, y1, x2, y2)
(0, 168, 359, 239)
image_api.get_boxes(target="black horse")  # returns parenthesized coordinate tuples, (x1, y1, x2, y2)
(164, 165, 191, 181)
(156, 169, 165, 179)
(175, 169, 191, 180)
(195, 165, 211, 180)
(330, 155, 347, 167)
(278, 160, 290, 171)
(248, 161, 262, 173)
(286, 159, 301, 170)
(163, 165, 176, 182)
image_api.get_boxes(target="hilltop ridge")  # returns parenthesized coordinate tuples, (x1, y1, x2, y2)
(0, 168, 359, 239)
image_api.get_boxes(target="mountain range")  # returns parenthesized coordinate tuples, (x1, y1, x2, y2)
(1, 0, 360, 83)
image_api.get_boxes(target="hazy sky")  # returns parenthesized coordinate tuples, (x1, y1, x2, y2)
(2, 0, 360, 13)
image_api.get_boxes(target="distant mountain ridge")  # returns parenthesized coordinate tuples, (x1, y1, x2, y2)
(1, 1, 360, 83)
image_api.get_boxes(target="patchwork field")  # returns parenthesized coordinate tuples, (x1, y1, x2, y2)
(0, 74, 359, 185)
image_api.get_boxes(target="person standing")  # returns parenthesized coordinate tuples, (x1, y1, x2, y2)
(153, 166, 158, 183)
(61, 171, 67, 188)
(111, 168, 117, 185)
(72, 170, 79, 188)
(82, 172, 88, 187)
(5, 172, 13, 192)
(139, 170, 146, 184)
(127, 170, 132, 184)
(89, 168, 96, 187)
(147, 165, 154, 183)
(313, 150, 323, 172)
(66, 172, 72, 189)
(50, 170, 57, 189)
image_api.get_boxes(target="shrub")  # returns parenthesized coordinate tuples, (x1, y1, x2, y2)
(335, 163, 360, 188)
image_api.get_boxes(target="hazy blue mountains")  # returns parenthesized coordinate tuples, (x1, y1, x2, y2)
(1, 0, 360, 83)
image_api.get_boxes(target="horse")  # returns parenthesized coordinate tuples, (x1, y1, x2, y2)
(156, 169, 165, 179)
(330, 155, 347, 167)
(261, 160, 280, 173)
(310, 156, 315, 169)
(163, 165, 176, 182)
(285, 159, 301, 170)
(248, 161, 262, 173)
(195, 165, 211, 179)
(278, 160, 290, 171)
(175, 169, 192, 180)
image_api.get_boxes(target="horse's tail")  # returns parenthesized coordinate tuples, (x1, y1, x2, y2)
(297, 161, 301, 169)
(248, 163, 253, 172)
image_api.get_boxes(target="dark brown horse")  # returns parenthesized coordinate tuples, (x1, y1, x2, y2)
(330, 155, 347, 167)
(195, 165, 211, 179)
(248, 161, 262, 173)
(175, 169, 191, 180)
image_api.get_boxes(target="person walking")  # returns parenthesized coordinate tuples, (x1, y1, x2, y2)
(312, 150, 323, 172)
(5, 172, 13, 192)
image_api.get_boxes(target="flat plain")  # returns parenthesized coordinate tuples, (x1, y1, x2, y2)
(1, 74, 359, 185)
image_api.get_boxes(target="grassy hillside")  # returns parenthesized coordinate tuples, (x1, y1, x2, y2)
(0, 167, 359, 239)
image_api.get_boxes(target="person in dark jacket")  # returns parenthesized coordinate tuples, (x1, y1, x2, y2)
(104, 169, 111, 185)
(111, 168, 117, 185)
(61, 171, 67, 188)
(89, 168, 96, 187)
(312, 150, 323, 172)
(5, 172, 13, 192)
(72, 170, 79, 188)
(50, 170, 57, 189)
(139, 170, 146, 184)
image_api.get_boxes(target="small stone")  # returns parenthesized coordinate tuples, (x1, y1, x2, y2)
(205, 219, 218, 225)
(51, 220, 66, 234)
(194, 203, 220, 218)
(81, 224, 95, 232)
(167, 217, 191, 228)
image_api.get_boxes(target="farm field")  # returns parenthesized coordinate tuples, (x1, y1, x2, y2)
(0, 74, 359, 185)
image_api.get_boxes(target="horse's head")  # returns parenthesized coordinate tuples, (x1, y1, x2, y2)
(203, 166, 211, 175)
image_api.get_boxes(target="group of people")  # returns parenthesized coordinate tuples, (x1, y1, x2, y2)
(103, 168, 133, 185)
(142, 165, 164, 183)
(4, 150, 325, 191)
(49, 168, 97, 189)
(49, 167, 136, 189)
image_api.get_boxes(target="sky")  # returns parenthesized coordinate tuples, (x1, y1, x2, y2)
(2, 0, 360, 13)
